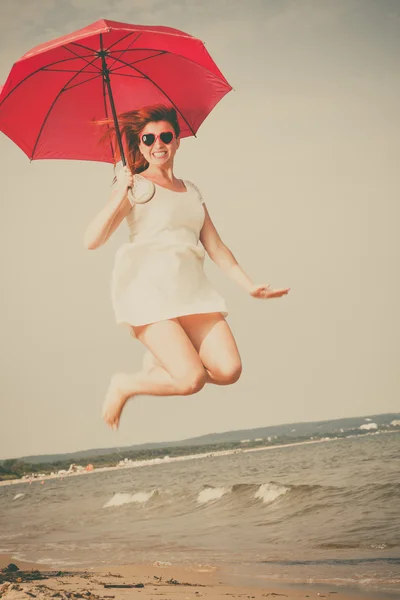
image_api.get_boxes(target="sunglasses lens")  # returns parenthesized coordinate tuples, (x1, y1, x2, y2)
(142, 133, 155, 146)
(141, 132, 174, 146)
(160, 132, 174, 144)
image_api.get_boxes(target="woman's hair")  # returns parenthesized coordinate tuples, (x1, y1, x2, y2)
(98, 104, 180, 176)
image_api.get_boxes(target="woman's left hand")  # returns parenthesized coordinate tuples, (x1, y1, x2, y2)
(249, 284, 290, 299)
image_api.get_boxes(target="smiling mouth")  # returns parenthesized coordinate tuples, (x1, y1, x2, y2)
(152, 151, 167, 158)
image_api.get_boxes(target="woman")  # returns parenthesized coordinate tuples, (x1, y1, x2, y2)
(84, 105, 290, 430)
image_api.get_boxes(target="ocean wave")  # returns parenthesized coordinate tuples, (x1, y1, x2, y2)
(13, 554, 77, 568)
(103, 490, 156, 508)
(77, 478, 400, 518)
(254, 483, 289, 504)
(195, 482, 292, 507)
(260, 557, 400, 566)
(366, 482, 400, 500)
(231, 482, 333, 507)
(197, 487, 230, 504)
(13, 493, 25, 501)
(317, 541, 400, 550)
(180, 481, 337, 510)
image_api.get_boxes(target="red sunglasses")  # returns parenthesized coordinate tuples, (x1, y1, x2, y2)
(141, 131, 175, 146)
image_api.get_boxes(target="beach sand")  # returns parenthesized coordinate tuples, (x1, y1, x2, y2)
(0, 553, 386, 600)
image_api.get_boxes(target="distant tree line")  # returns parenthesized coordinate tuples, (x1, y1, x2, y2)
(1, 427, 398, 481)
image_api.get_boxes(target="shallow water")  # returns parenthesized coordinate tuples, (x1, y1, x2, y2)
(0, 433, 399, 595)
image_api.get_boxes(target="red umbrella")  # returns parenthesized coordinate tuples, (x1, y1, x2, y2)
(0, 19, 232, 165)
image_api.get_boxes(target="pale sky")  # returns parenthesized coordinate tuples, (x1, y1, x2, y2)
(0, 0, 399, 460)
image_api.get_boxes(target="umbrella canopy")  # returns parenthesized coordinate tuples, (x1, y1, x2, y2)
(0, 19, 232, 163)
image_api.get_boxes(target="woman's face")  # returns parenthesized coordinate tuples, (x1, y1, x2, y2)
(138, 120, 180, 167)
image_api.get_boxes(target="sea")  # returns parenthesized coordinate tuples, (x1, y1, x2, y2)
(0, 432, 399, 596)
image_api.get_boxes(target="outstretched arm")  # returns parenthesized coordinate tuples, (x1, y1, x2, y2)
(200, 206, 290, 299)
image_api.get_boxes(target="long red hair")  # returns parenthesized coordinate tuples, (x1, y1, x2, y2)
(98, 104, 180, 176)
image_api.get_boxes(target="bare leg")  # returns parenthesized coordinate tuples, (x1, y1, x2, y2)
(141, 348, 161, 372)
(102, 318, 207, 430)
(142, 312, 241, 385)
(178, 312, 242, 385)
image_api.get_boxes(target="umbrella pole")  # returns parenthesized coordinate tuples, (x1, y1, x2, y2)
(99, 51, 126, 167)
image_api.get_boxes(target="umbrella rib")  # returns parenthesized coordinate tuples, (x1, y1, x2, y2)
(105, 73, 143, 79)
(109, 55, 196, 137)
(109, 51, 166, 73)
(106, 31, 141, 53)
(70, 41, 98, 53)
(62, 45, 102, 72)
(108, 47, 230, 86)
(64, 72, 103, 91)
(43, 68, 100, 74)
(30, 55, 100, 160)
(0, 55, 96, 107)
(106, 33, 143, 72)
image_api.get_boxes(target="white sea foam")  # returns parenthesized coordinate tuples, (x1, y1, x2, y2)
(13, 493, 25, 501)
(15, 555, 75, 567)
(197, 487, 229, 504)
(131, 491, 155, 503)
(103, 490, 155, 508)
(254, 482, 289, 504)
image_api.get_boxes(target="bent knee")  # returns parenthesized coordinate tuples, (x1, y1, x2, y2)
(213, 361, 242, 385)
(175, 369, 207, 395)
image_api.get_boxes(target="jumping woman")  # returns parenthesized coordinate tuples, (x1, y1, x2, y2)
(84, 105, 290, 430)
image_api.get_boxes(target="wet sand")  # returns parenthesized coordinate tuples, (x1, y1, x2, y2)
(0, 553, 387, 600)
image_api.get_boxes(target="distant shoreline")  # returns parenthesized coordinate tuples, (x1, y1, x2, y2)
(1, 430, 398, 488)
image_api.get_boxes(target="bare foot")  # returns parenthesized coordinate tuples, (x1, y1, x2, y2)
(102, 374, 132, 430)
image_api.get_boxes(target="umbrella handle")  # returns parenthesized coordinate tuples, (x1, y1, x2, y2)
(100, 50, 127, 166)
(127, 178, 155, 205)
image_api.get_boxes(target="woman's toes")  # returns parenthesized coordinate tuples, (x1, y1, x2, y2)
(102, 374, 127, 430)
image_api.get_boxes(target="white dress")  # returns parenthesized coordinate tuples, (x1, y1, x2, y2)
(111, 173, 228, 337)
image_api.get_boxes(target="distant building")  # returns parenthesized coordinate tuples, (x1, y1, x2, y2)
(68, 463, 85, 473)
(359, 423, 378, 430)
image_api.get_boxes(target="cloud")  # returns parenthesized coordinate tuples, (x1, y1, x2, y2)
(263, 0, 364, 33)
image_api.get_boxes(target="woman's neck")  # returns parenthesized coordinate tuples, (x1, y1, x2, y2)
(145, 165, 175, 182)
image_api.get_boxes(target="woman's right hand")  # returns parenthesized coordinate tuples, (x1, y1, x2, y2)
(116, 165, 134, 192)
